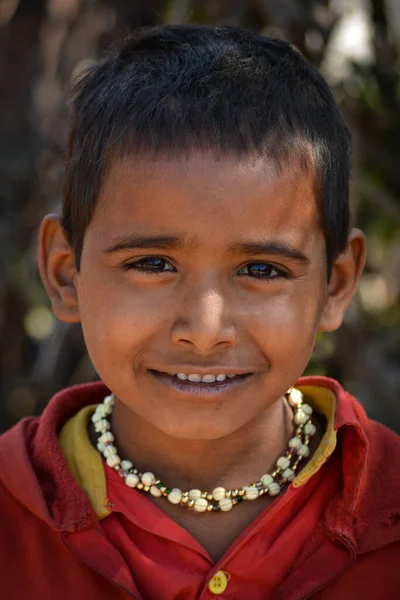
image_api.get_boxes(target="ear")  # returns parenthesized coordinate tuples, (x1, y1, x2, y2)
(38, 215, 81, 323)
(318, 229, 366, 332)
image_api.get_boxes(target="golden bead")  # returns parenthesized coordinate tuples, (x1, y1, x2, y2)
(226, 490, 232, 498)
(206, 504, 214, 512)
(143, 485, 150, 492)
(181, 496, 189, 504)
(188, 500, 195, 508)
(238, 489, 245, 497)
(232, 489, 238, 497)
(137, 483, 144, 490)
(201, 492, 208, 499)
(206, 493, 213, 502)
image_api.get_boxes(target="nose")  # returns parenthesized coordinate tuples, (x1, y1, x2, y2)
(171, 283, 238, 355)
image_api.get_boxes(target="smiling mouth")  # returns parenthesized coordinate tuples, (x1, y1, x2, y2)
(149, 369, 254, 395)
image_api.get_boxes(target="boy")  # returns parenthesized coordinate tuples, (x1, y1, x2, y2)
(0, 24, 399, 599)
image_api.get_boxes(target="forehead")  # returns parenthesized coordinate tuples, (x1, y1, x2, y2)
(92, 152, 321, 252)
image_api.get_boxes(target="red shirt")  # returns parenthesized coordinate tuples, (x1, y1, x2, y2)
(0, 377, 399, 600)
(102, 452, 340, 598)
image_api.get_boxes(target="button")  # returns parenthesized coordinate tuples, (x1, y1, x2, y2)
(208, 570, 229, 595)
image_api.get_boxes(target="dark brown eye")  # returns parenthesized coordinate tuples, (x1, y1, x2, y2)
(124, 257, 175, 273)
(238, 262, 284, 279)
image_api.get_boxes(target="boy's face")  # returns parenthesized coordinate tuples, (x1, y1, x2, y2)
(40, 153, 365, 440)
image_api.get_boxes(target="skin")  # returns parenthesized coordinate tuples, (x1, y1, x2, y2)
(39, 152, 366, 558)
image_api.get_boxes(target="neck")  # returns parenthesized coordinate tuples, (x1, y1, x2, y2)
(110, 396, 294, 491)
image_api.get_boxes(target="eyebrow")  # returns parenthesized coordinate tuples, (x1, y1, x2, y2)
(104, 235, 191, 254)
(104, 234, 310, 263)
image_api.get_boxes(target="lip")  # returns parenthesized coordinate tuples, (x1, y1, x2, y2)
(149, 369, 255, 397)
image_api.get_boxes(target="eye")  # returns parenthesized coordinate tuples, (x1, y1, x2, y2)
(123, 257, 176, 274)
(237, 262, 288, 280)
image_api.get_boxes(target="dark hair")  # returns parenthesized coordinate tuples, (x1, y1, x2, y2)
(62, 24, 351, 274)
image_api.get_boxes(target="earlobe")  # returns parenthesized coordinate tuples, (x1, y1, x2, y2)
(319, 229, 366, 332)
(38, 215, 81, 323)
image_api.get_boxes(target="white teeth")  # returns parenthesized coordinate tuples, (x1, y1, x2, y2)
(188, 374, 202, 382)
(174, 373, 239, 383)
(201, 374, 216, 383)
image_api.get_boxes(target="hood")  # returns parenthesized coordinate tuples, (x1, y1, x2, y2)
(0, 377, 399, 552)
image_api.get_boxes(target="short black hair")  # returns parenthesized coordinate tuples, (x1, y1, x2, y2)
(62, 24, 351, 274)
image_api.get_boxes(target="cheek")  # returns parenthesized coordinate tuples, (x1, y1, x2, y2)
(77, 270, 172, 363)
(248, 288, 322, 364)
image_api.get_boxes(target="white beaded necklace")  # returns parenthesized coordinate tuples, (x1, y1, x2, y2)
(92, 388, 316, 513)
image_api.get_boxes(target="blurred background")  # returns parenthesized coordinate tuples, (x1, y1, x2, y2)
(0, 0, 399, 434)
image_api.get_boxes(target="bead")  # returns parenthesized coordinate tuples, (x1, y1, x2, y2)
(282, 468, 295, 481)
(99, 432, 114, 444)
(194, 498, 208, 512)
(206, 493, 213, 502)
(298, 444, 310, 457)
(104, 394, 114, 405)
(304, 422, 316, 436)
(244, 486, 259, 500)
(94, 420, 110, 433)
(125, 474, 139, 488)
(212, 487, 226, 501)
(268, 482, 281, 496)
(288, 436, 302, 449)
(188, 500, 195, 508)
(168, 488, 182, 505)
(226, 490, 232, 498)
(188, 489, 202, 500)
(261, 473, 273, 488)
(181, 496, 189, 504)
(143, 485, 150, 492)
(141, 472, 155, 486)
(106, 454, 120, 468)
(103, 445, 117, 457)
(276, 456, 291, 470)
(97, 442, 105, 453)
(207, 504, 214, 512)
(294, 410, 307, 425)
(288, 388, 303, 406)
(121, 460, 133, 471)
(302, 403, 313, 415)
(219, 498, 233, 512)
(150, 485, 162, 497)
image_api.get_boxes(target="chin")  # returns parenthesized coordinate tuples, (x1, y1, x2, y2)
(146, 410, 246, 441)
